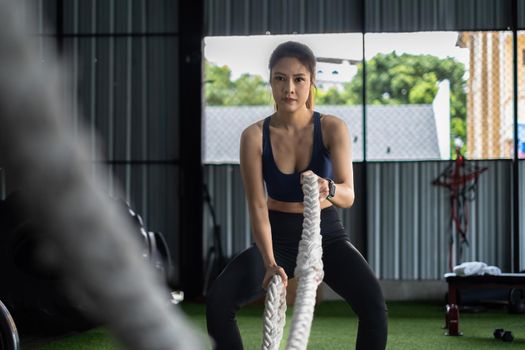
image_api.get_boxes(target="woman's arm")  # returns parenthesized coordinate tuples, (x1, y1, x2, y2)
(240, 123, 288, 288)
(321, 115, 355, 208)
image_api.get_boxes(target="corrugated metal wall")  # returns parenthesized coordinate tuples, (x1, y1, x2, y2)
(59, 1, 182, 279)
(205, 0, 524, 36)
(0, 0, 184, 283)
(205, 0, 363, 35)
(365, 0, 512, 32)
(204, 161, 519, 280)
(367, 161, 513, 279)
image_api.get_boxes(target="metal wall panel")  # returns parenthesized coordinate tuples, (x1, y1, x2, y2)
(61, 36, 180, 162)
(204, 161, 514, 280)
(204, 165, 251, 258)
(366, 0, 512, 32)
(0, 0, 184, 283)
(512, 0, 525, 29)
(205, 0, 520, 36)
(367, 161, 512, 280)
(58, 2, 181, 278)
(62, 0, 178, 34)
(205, 0, 363, 36)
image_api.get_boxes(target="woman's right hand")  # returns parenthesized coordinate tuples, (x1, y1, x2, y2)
(262, 264, 288, 290)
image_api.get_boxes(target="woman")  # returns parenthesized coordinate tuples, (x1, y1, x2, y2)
(206, 41, 388, 350)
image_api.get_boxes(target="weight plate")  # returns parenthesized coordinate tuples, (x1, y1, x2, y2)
(0, 300, 19, 350)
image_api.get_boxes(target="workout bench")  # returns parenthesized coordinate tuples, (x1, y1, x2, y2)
(444, 273, 525, 335)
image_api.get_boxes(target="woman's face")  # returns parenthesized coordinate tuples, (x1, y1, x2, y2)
(270, 57, 312, 113)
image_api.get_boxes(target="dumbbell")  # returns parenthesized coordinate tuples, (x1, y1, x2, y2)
(493, 328, 514, 342)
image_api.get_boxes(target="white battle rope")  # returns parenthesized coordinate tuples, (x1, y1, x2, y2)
(262, 174, 323, 350)
(0, 1, 205, 349)
(261, 274, 287, 350)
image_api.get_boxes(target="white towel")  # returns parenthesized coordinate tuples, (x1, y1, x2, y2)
(483, 265, 502, 275)
(453, 261, 502, 276)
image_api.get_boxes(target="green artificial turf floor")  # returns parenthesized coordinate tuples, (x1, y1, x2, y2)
(26, 301, 525, 349)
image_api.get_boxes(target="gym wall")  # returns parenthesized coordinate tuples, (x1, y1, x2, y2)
(0, 0, 204, 297)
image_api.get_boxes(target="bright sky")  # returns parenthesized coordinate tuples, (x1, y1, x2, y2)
(204, 32, 469, 80)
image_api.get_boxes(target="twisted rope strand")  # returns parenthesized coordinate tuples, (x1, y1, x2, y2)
(261, 275, 287, 350)
(261, 174, 323, 350)
(286, 175, 323, 350)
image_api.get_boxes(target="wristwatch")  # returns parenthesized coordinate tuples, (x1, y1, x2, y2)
(326, 178, 336, 200)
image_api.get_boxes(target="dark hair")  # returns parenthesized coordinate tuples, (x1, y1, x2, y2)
(268, 41, 317, 109)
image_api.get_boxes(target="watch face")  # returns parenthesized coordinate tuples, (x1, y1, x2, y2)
(328, 179, 336, 197)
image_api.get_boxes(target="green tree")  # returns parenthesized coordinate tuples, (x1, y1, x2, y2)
(204, 61, 271, 106)
(204, 60, 234, 106)
(227, 73, 272, 105)
(316, 87, 349, 105)
(344, 52, 467, 154)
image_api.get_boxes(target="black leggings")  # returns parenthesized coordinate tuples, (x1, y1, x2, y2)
(206, 206, 388, 350)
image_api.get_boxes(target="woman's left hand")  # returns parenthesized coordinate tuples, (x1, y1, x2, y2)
(301, 170, 330, 202)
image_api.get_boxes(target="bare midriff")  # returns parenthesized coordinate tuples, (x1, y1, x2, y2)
(267, 196, 332, 214)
